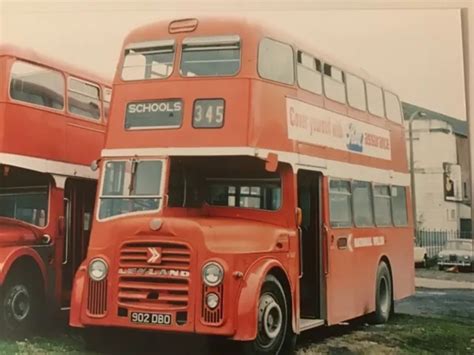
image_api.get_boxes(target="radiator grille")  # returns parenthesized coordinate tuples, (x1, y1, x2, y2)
(87, 278, 108, 316)
(118, 241, 191, 310)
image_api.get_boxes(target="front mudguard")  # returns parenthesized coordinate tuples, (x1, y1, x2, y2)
(233, 258, 295, 341)
(0, 246, 47, 289)
(69, 264, 87, 328)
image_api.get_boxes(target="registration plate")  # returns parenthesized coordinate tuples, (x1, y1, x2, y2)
(130, 312, 172, 325)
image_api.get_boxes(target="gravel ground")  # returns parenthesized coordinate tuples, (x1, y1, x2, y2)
(397, 287, 474, 319)
(416, 268, 474, 283)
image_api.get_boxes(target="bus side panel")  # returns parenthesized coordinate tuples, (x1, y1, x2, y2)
(325, 227, 365, 325)
(65, 122, 106, 166)
(325, 227, 414, 325)
(387, 227, 415, 300)
(2, 103, 67, 162)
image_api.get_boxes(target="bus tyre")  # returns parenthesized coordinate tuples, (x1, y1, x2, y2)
(372, 262, 392, 324)
(0, 271, 40, 337)
(242, 275, 294, 355)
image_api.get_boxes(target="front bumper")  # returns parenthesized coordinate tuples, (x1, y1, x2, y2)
(70, 245, 238, 337)
(438, 261, 472, 267)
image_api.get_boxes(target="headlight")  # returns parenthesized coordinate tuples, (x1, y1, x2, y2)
(206, 293, 220, 309)
(202, 262, 224, 287)
(464, 255, 470, 260)
(88, 258, 108, 281)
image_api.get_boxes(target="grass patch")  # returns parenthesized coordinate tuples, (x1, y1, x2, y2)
(0, 314, 473, 354)
(0, 332, 88, 355)
(297, 314, 474, 354)
(385, 314, 474, 354)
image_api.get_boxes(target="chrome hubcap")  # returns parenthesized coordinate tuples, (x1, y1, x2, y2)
(258, 293, 283, 345)
(6, 285, 31, 322)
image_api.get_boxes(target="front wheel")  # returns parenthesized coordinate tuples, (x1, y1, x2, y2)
(242, 275, 295, 355)
(371, 262, 392, 324)
(0, 272, 41, 337)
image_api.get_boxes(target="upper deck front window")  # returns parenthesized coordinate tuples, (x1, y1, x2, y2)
(98, 159, 164, 219)
(121, 40, 175, 81)
(180, 35, 240, 77)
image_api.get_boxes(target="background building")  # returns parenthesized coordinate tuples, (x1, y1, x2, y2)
(403, 102, 471, 233)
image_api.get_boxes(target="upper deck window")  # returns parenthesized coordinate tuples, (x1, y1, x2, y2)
(10, 60, 64, 110)
(103, 87, 112, 121)
(296, 51, 322, 95)
(258, 38, 294, 85)
(122, 40, 175, 81)
(68, 78, 101, 120)
(384, 90, 403, 124)
(366, 82, 385, 117)
(346, 73, 367, 111)
(323, 64, 346, 104)
(180, 35, 240, 77)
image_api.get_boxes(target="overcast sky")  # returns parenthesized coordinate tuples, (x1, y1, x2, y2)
(0, 0, 467, 120)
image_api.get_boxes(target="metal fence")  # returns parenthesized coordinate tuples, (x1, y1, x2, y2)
(416, 229, 473, 258)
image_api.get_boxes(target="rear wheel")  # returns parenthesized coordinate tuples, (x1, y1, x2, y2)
(0, 271, 41, 337)
(242, 275, 295, 355)
(371, 262, 392, 324)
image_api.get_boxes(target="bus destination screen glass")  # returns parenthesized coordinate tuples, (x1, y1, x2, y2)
(125, 99, 183, 129)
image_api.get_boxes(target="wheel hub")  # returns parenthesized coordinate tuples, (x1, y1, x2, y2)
(258, 293, 283, 342)
(5, 285, 31, 322)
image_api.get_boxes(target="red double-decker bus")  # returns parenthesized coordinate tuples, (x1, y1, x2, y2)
(0, 45, 111, 336)
(70, 18, 414, 354)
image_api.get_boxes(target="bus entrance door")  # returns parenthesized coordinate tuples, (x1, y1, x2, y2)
(297, 170, 325, 329)
(61, 178, 96, 307)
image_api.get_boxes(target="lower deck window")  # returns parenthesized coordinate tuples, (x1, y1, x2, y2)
(373, 185, 392, 226)
(391, 186, 408, 226)
(168, 156, 281, 211)
(208, 181, 281, 210)
(329, 180, 352, 227)
(0, 167, 49, 227)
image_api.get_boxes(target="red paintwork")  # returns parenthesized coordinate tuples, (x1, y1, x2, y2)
(70, 18, 414, 341)
(0, 245, 47, 287)
(0, 45, 110, 166)
(0, 217, 41, 247)
(0, 45, 110, 312)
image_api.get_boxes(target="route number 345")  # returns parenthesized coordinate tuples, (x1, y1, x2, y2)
(193, 99, 225, 128)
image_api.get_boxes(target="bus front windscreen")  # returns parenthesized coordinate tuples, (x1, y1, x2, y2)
(98, 159, 164, 219)
(0, 187, 48, 227)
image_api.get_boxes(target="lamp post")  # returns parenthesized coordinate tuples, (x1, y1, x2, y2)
(408, 110, 426, 235)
